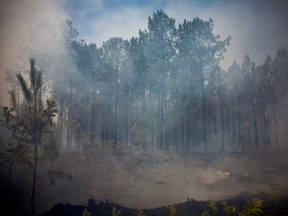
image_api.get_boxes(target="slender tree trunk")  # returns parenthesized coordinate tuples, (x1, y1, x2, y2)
(114, 65, 119, 143)
(218, 90, 225, 151)
(90, 73, 97, 144)
(251, 101, 258, 149)
(200, 75, 207, 151)
(31, 93, 38, 216)
(67, 79, 73, 146)
(272, 104, 279, 149)
(7, 159, 14, 190)
(124, 85, 129, 147)
(231, 100, 237, 147)
(141, 74, 146, 116)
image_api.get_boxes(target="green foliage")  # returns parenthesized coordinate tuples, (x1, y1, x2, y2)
(135, 209, 146, 216)
(222, 201, 238, 216)
(201, 210, 211, 216)
(81, 208, 91, 216)
(201, 201, 219, 216)
(239, 199, 264, 216)
(112, 206, 121, 216)
(208, 201, 218, 215)
(165, 205, 176, 216)
(201, 198, 264, 216)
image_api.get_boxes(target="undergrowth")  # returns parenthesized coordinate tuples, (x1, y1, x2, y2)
(201, 198, 264, 216)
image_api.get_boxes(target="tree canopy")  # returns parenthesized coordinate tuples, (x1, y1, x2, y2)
(3, 11, 288, 153)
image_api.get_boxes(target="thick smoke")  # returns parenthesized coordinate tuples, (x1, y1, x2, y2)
(34, 148, 288, 213)
(4, 145, 287, 215)
(1, 1, 288, 216)
(0, 0, 69, 103)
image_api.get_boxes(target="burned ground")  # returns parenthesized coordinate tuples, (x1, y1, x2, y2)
(1, 147, 288, 215)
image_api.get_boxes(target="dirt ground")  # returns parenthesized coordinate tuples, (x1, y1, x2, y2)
(1, 147, 288, 215)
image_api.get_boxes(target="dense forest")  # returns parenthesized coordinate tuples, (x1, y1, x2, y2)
(4, 10, 287, 152)
(1, 9, 288, 216)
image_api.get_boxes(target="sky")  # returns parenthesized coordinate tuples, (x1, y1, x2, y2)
(61, 0, 288, 68)
(1, 0, 288, 101)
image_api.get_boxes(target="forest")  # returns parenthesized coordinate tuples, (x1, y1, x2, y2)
(1, 9, 288, 216)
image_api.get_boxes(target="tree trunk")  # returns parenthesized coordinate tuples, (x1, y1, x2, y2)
(251, 101, 258, 149)
(218, 90, 225, 151)
(31, 93, 38, 216)
(114, 65, 119, 143)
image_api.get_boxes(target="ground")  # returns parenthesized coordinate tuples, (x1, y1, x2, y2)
(1, 146, 288, 215)
(39, 192, 288, 216)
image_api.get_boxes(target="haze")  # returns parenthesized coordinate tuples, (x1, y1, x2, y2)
(0, 1, 288, 216)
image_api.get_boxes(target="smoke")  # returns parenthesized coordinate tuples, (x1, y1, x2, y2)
(1, 141, 288, 215)
(0, 0, 69, 103)
(1, 0, 288, 100)
(21, 147, 287, 214)
(42, 0, 288, 71)
(63, 1, 155, 46)
(1, 1, 288, 215)
(164, 0, 288, 70)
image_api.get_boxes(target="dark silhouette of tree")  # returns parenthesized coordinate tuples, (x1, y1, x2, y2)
(15, 59, 57, 216)
(146, 10, 177, 150)
(102, 37, 130, 144)
(7, 12, 288, 155)
(0, 105, 27, 190)
(177, 17, 230, 151)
